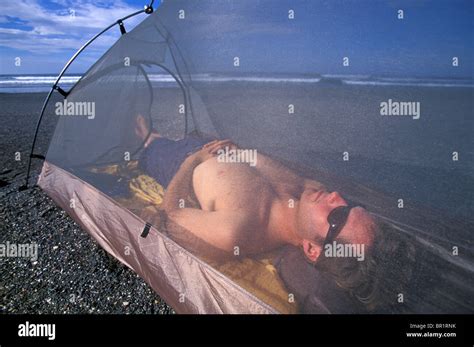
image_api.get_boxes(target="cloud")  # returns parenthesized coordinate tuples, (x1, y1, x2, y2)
(0, 0, 144, 54)
(0, 30, 117, 54)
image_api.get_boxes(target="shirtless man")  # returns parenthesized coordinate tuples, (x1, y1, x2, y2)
(134, 114, 376, 262)
(158, 139, 377, 262)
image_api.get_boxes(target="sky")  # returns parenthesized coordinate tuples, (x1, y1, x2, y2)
(0, 0, 151, 74)
(0, 0, 472, 77)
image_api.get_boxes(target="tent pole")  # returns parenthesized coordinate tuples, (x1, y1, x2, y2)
(20, 7, 154, 191)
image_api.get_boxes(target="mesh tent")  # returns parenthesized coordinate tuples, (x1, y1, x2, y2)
(26, 0, 473, 313)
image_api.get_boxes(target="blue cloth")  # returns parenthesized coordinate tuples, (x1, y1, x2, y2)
(138, 135, 210, 188)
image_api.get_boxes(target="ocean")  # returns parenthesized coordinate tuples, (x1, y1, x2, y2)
(1, 73, 473, 93)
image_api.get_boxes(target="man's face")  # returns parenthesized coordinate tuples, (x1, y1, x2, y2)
(297, 188, 376, 262)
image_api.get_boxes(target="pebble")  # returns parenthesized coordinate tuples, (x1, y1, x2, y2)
(1, 163, 174, 314)
(1, 93, 174, 314)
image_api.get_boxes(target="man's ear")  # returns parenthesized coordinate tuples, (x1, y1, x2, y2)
(302, 239, 322, 263)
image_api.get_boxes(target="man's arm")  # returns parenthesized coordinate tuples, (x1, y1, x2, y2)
(166, 208, 244, 253)
(255, 151, 302, 187)
(256, 151, 326, 194)
(204, 139, 325, 194)
(162, 153, 202, 213)
(162, 148, 243, 254)
(204, 139, 303, 189)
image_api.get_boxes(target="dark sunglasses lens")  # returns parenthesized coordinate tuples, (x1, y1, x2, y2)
(328, 206, 351, 228)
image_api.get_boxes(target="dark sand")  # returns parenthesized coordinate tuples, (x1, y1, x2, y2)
(0, 93, 173, 314)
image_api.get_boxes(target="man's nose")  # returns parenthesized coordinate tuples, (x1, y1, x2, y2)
(327, 191, 347, 206)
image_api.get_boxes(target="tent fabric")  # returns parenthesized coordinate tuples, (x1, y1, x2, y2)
(38, 161, 280, 314)
(38, 0, 473, 313)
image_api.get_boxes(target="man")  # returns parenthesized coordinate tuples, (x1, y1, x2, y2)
(138, 132, 377, 262)
(135, 114, 419, 312)
(135, 115, 377, 262)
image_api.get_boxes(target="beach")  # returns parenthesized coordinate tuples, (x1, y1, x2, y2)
(0, 92, 173, 313)
(1, 81, 473, 314)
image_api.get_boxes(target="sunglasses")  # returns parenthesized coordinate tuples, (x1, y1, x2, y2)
(321, 204, 355, 247)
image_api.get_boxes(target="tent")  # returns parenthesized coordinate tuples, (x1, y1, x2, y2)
(23, 0, 473, 314)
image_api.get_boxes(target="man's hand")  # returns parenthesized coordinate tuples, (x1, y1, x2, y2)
(188, 146, 216, 163)
(203, 139, 238, 154)
(189, 139, 238, 163)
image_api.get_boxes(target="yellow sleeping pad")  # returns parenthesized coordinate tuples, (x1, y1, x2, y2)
(129, 174, 164, 205)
